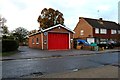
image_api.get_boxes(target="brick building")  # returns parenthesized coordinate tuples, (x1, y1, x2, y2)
(74, 17, 120, 44)
(29, 24, 75, 50)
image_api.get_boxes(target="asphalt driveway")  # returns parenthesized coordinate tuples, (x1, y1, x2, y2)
(1, 46, 120, 60)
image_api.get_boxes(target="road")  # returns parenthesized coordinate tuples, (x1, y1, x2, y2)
(2, 51, 119, 78)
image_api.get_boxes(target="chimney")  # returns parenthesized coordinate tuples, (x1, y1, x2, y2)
(98, 18, 103, 24)
(79, 17, 83, 19)
(99, 18, 103, 21)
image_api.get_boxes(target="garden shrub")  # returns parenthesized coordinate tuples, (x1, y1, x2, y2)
(2, 39, 19, 52)
(73, 38, 77, 49)
(97, 44, 107, 49)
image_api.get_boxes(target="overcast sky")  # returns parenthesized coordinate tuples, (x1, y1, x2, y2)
(0, 0, 119, 31)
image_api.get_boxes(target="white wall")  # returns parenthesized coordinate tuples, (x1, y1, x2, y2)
(87, 38, 95, 44)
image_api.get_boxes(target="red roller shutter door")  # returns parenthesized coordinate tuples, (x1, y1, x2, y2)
(48, 33, 69, 50)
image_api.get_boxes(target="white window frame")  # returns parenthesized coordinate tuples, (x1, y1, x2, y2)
(111, 30, 117, 34)
(95, 28, 99, 34)
(36, 38, 39, 44)
(100, 29, 107, 34)
(80, 30, 84, 36)
(32, 38, 34, 44)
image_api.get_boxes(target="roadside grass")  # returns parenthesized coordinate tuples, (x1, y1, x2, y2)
(0, 51, 17, 57)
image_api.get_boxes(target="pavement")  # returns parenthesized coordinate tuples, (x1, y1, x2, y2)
(39, 65, 118, 78)
(1, 46, 120, 61)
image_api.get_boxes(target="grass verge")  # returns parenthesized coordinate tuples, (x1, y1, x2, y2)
(0, 51, 17, 57)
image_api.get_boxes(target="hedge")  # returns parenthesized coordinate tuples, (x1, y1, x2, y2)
(2, 39, 19, 52)
(97, 44, 107, 48)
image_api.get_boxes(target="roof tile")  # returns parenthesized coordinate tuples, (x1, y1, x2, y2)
(83, 17, 120, 30)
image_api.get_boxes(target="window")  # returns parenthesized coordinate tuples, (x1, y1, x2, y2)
(36, 38, 39, 44)
(111, 30, 117, 34)
(95, 28, 99, 34)
(118, 30, 120, 34)
(100, 29, 107, 34)
(32, 38, 34, 44)
(100, 39, 107, 44)
(80, 30, 84, 35)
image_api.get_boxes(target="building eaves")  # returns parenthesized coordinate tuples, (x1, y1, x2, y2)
(42, 24, 75, 33)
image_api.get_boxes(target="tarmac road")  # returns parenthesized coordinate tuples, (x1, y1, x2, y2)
(2, 51, 119, 78)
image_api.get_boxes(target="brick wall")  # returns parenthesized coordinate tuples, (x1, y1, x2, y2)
(93, 28, 111, 39)
(74, 18, 93, 39)
(28, 33, 42, 49)
(29, 26, 74, 50)
(93, 28, 120, 41)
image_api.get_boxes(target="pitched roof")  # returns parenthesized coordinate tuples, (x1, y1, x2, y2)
(81, 17, 120, 30)
(29, 24, 75, 36)
(42, 24, 75, 33)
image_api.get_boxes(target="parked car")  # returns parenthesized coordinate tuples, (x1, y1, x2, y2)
(107, 40, 116, 49)
(97, 41, 116, 49)
(113, 41, 120, 47)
